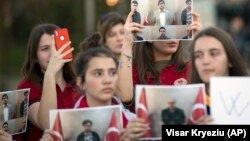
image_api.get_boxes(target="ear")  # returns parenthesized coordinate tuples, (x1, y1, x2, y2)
(76, 76, 86, 90)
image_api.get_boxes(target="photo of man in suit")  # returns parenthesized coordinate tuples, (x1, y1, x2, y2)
(161, 98, 186, 125)
(0, 94, 13, 121)
(153, 0, 175, 26)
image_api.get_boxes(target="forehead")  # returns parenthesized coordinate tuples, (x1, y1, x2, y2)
(194, 36, 224, 52)
(108, 23, 124, 33)
(38, 33, 53, 47)
(86, 57, 116, 70)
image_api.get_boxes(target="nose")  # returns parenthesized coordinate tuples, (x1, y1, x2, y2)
(116, 33, 124, 41)
(102, 74, 112, 84)
(201, 53, 211, 65)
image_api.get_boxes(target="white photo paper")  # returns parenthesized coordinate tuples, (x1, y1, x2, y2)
(211, 77, 250, 124)
(135, 84, 206, 140)
(131, 0, 193, 42)
(0, 88, 30, 135)
(50, 105, 123, 141)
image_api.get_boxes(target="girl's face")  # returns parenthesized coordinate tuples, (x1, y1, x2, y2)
(105, 23, 124, 55)
(36, 33, 52, 73)
(194, 36, 231, 84)
(152, 40, 180, 60)
(82, 57, 118, 104)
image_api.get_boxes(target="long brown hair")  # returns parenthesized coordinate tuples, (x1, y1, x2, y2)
(189, 27, 249, 84)
(98, 12, 125, 44)
(133, 41, 186, 84)
(21, 23, 76, 89)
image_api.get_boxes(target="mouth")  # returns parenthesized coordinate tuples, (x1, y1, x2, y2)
(202, 69, 214, 73)
(102, 88, 113, 93)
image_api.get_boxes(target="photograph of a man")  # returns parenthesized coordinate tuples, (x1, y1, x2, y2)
(20, 91, 28, 117)
(157, 26, 170, 40)
(0, 94, 13, 121)
(161, 98, 186, 125)
(131, 0, 141, 24)
(181, 0, 192, 25)
(153, 0, 175, 26)
(77, 120, 100, 141)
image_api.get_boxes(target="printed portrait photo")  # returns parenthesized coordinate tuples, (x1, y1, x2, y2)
(50, 105, 123, 141)
(0, 88, 30, 135)
(131, 0, 193, 41)
(135, 84, 206, 140)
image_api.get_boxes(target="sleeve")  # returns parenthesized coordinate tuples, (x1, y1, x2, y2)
(17, 80, 42, 106)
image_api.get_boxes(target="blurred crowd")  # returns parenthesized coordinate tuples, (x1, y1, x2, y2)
(216, 0, 250, 67)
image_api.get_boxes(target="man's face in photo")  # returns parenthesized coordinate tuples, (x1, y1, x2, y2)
(2, 123, 8, 132)
(83, 122, 92, 133)
(131, 3, 138, 11)
(160, 29, 166, 36)
(2, 96, 8, 105)
(158, 1, 165, 10)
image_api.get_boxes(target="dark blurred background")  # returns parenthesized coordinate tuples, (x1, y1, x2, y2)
(0, 0, 250, 91)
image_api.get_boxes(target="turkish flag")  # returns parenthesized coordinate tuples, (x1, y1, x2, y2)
(136, 87, 152, 137)
(104, 112, 119, 141)
(52, 112, 64, 141)
(187, 87, 206, 124)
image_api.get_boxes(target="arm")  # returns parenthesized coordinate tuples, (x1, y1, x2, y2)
(116, 10, 144, 103)
(30, 40, 73, 130)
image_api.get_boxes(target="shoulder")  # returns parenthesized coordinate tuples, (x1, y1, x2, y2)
(17, 79, 36, 89)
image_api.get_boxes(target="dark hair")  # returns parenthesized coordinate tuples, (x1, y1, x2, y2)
(74, 47, 118, 84)
(2, 94, 8, 100)
(98, 12, 125, 44)
(82, 120, 92, 125)
(2, 122, 8, 127)
(133, 41, 186, 84)
(21, 23, 76, 89)
(159, 26, 166, 32)
(132, 0, 138, 5)
(186, 0, 191, 3)
(78, 32, 102, 52)
(158, 0, 165, 5)
(189, 27, 249, 84)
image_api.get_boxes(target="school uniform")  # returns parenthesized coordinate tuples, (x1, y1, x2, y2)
(125, 62, 191, 113)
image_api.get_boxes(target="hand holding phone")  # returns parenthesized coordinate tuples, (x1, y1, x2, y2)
(54, 28, 72, 59)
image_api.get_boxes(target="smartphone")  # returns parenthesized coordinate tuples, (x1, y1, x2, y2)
(54, 28, 72, 59)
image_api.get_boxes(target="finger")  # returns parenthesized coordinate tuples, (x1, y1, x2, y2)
(191, 12, 201, 22)
(126, 10, 136, 24)
(57, 41, 71, 54)
(61, 47, 74, 58)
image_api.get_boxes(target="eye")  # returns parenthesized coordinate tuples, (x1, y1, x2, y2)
(107, 32, 116, 38)
(109, 70, 117, 76)
(194, 52, 202, 59)
(210, 50, 220, 57)
(93, 71, 102, 77)
(40, 45, 50, 51)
